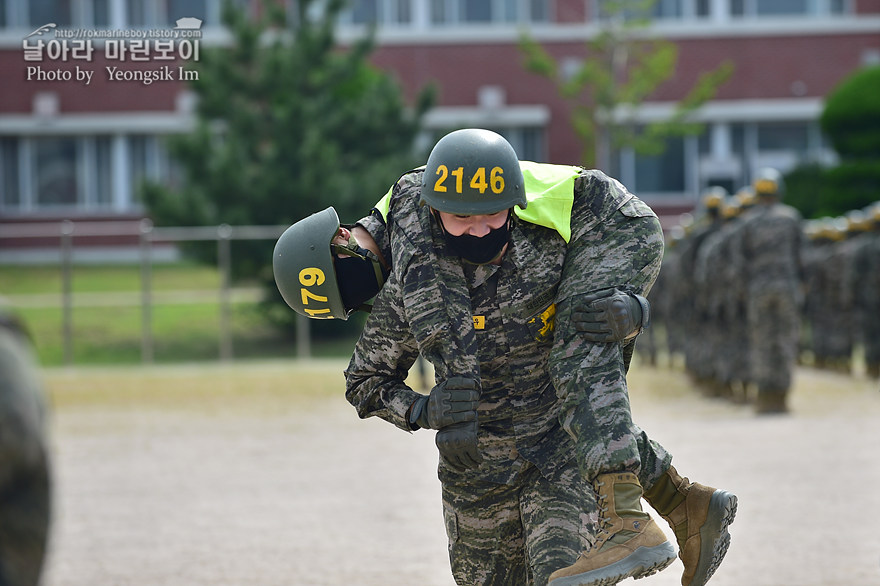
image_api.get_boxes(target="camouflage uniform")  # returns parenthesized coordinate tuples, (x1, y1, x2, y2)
(840, 221, 873, 373)
(659, 241, 687, 364)
(721, 217, 752, 395)
(801, 233, 837, 368)
(734, 200, 804, 402)
(675, 219, 722, 386)
(862, 226, 880, 378)
(346, 166, 671, 585)
(0, 309, 51, 586)
(693, 215, 744, 396)
(821, 236, 854, 371)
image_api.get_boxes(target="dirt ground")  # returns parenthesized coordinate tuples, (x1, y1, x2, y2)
(39, 359, 880, 586)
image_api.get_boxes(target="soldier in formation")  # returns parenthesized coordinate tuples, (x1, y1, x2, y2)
(646, 170, 880, 411)
(802, 206, 880, 378)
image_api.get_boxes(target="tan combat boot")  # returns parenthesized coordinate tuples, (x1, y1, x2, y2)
(754, 391, 788, 415)
(548, 472, 676, 586)
(643, 466, 738, 586)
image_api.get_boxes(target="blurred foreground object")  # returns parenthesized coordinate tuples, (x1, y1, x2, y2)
(0, 304, 51, 586)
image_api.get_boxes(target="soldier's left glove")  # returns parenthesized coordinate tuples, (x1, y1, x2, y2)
(572, 286, 650, 343)
(408, 376, 479, 431)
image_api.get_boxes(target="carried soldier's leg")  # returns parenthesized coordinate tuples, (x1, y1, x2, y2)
(549, 194, 675, 585)
(644, 465, 738, 586)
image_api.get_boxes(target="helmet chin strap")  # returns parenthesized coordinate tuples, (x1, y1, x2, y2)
(331, 238, 386, 289)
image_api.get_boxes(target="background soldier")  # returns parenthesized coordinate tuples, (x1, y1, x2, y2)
(693, 197, 749, 400)
(839, 211, 874, 376)
(732, 168, 804, 413)
(862, 204, 880, 379)
(677, 191, 724, 389)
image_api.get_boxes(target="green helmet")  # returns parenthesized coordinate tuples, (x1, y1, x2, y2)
(420, 128, 526, 215)
(273, 207, 348, 320)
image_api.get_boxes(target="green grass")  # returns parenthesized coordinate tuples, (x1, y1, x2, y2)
(0, 262, 224, 294)
(1, 264, 358, 366)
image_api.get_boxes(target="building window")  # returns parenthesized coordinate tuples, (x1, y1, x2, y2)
(0, 134, 172, 213)
(529, 0, 547, 20)
(167, 0, 206, 24)
(94, 136, 112, 206)
(756, 0, 809, 14)
(34, 137, 78, 207)
(128, 134, 169, 202)
(634, 136, 686, 193)
(129, 135, 149, 201)
(430, 0, 447, 23)
(600, 0, 847, 20)
(653, 0, 684, 18)
(0, 137, 19, 208)
(128, 0, 210, 27)
(29, 0, 72, 27)
(347, 0, 412, 24)
(0, 0, 111, 28)
(730, 0, 846, 16)
(757, 121, 810, 154)
(507, 126, 545, 161)
(93, 0, 109, 25)
(423, 0, 546, 25)
(462, 0, 492, 22)
(351, 0, 378, 23)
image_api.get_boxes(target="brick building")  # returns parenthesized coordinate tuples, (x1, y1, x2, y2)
(1, 0, 878, 259)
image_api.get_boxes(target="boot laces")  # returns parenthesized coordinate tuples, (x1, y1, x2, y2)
(594, 480, 612, 542)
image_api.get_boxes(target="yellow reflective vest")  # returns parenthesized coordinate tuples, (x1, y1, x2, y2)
(373, 161, 581, 243)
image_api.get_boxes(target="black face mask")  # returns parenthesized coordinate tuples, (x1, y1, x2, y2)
(439, 212, 511, 265)
(334, 249, 384, 311)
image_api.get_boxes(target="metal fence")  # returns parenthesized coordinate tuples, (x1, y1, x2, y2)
(0, 219, 313, 364)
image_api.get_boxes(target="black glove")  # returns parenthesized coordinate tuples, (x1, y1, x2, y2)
(572, 287, 650, 343)
(436, 420, 483, 472)
(409, 376, 479, 431)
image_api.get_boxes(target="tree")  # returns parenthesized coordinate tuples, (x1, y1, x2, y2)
(786, 66, 880, 218)
(142, 0, 434, 330)
(519, 0, 733, 168)
(820, 65, 880, 160)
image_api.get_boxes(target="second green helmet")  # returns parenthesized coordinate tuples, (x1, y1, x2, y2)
(421, 128, 526, 215)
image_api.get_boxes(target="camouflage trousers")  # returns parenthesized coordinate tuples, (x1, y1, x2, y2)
(440, 426, 670, 586)
(442, 458, 593, 586)
(863, 315, 880, 373)
(747, 288, 800, 393)
(550, 196, 666, 481)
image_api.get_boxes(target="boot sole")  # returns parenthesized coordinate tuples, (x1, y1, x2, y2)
(688, 490, 738, 586)
(548, 542, 677, 586)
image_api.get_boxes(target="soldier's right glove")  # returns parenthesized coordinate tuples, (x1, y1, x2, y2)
(408, 376, 479, 431)
(436, 420, 483, 472)
(572, 286, 650, 343)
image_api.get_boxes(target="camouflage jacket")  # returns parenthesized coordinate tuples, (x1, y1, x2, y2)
(345, 165, 663, 483)
(735, 201, 804, 295)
